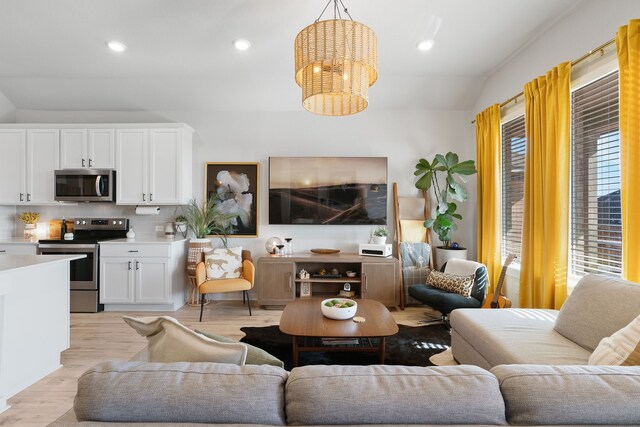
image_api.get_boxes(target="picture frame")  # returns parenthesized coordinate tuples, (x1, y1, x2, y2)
(269, 156, 388, 225)
(204, 162, 259, 238)
(299, 281, 312, 298)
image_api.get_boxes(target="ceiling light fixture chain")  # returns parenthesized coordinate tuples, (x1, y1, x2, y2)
(295, 0, 378, 116)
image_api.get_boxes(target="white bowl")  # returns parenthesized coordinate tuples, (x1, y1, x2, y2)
(321, 298, 358, 320)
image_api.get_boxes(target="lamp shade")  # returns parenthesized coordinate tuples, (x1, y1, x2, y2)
(295, 19, 378, 116)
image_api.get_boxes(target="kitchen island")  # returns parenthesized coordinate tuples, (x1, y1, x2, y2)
(0, 254, 84, 414)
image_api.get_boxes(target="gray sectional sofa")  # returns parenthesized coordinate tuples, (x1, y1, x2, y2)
(451, 274, 640, 369)
(51, 361, 640, 426)
(51, 273, 640, 426)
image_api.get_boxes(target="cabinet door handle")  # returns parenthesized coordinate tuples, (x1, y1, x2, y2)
(136, 261, 140, 270)
(362, 273, 367, 292)
(19, 193, 23, 202)
(127, 250, 139, 253)
(82, 158, 86, 167)
(142, 193, 146, 202)
(89, 158, 93, 167)
(26, 193, 31, 202)
(0, 250, 6, 253)
(150, 193, 153, 201)
(128, 261, 132, 270)
(287, 273, 293, 290)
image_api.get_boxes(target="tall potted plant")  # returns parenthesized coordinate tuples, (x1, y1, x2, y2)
(414, 152, 477, 269)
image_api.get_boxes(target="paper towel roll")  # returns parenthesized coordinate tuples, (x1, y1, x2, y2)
(135, 206, 160, 215)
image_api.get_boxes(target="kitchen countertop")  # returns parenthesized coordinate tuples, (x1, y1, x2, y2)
(0, 254, 86, 274)
(0, 238, 38, 245)
(99, 237, 188, 244)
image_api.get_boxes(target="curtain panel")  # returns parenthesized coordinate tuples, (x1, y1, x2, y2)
(617, 19, 640, 283)
(519, 62, 571, 309)
(475, 104, 502, 294)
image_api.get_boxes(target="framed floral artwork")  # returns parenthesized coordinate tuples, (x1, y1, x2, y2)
(205, 162, 259, 238)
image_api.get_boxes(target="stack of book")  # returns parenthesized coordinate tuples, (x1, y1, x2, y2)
(321, 338, 360, 345)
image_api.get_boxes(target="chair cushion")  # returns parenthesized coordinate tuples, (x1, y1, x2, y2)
(409, 284, 482, 315)
(426, 270, 475, 297)
(196, 330, 284, 368)
(199, 277, 252, 294)
(589, 314, 640, 365)
(205, 246, 243, 279)
(554, 274, 640, 351)
(123, 316, 247, 365)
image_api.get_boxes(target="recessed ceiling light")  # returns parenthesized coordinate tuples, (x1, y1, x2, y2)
(417, 39, 435, 51)
(233, 39, 251, 51)
(106, 41, 127, 52)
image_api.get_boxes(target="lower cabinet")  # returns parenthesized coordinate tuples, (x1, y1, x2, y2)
(257, 253, 400, 308)
(0, 243, 38, 255)
(99, 241, 186, 311)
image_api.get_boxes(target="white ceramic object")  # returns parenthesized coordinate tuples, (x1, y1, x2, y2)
(126, 227, 136, 239)
(346, 271, 357, 277)
(433, 247, 468, 271)
(372, 236, 386, 245)
(321, 298, 358, 320)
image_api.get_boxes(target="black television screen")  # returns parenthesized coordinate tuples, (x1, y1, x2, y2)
(269, 157, 387, 225)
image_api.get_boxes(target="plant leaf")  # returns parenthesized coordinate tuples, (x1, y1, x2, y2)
(445, 152, 459, 167)
(434, 154, 447, 168)
(452, 213, 462, 220)
(424, 218, 435, 229)
(450, 160, 477, 175)
(447, 202, 457, 214)
(448, 180, 467, 202)
(415, 171, 433, 190)
(437, 201, 449, 215)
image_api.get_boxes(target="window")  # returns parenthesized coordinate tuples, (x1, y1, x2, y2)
(570, 71, 621, 277)
(501, 115, 526, 260)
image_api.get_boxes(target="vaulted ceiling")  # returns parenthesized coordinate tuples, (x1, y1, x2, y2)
(0, 0, 582, 112)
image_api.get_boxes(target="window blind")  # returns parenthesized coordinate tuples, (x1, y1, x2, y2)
(501, 115, 526, 260)
(570, 71, 621, 277)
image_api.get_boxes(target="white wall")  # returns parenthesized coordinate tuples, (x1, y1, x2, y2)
(0, 90, 15, 123)
(472, 0, 638, 115)
(14, 108, 477, 259)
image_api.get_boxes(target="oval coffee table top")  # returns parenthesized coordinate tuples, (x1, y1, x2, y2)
(279, 298, 398, 338)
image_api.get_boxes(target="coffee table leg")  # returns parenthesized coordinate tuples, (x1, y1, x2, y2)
(292, 336, 299, 367)
(379, 337, 386, 364)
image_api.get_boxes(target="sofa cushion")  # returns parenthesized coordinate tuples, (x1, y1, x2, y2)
(589, 314, 640, 365)
(426, 270, 475, 297)
(123, 316, 247, 365)
(450, 308, 591, 367)
(554, 274, 640, 351)
(285, 365, 507, 426)
(195, 329, 284, 368)
(492, 364, 640, 425)
(74, 361, 288, 425)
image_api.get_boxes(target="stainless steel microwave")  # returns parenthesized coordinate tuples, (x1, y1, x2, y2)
(54, 169, 115, 202)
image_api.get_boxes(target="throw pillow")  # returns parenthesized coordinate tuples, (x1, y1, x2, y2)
(196, 330, 285, 368)
(123, 316, 247, 365)
(589, 314, 640, 365)
(426, 270, 475, 298)
(205, 246, 243, 279)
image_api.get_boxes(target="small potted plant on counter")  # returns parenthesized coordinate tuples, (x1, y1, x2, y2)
(414, 152, 477, 270)
(175, 214, 188, 238)
(17, 211, 40, 242)
(371, 226, 389, 245)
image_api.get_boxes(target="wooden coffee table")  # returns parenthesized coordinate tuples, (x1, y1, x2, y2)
(279, 298, 399, 367)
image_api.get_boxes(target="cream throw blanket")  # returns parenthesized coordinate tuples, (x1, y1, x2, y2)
(123, 315, 248, 365)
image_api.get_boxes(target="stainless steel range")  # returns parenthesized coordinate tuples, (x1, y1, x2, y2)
(38, 218, 129, 313)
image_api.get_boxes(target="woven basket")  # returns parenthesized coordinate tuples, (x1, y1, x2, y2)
(186, 239, 212, 276)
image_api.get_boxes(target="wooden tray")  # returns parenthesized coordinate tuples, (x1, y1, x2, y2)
(310, 248, 340, 254)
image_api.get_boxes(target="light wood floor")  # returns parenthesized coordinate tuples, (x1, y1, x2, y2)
(0, 301, 430, 427)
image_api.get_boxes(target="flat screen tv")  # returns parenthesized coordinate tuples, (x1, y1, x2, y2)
(269, 157, 387, 225)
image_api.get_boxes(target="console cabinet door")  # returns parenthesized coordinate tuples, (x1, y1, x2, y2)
(361, 262, 399, 307)
(257, 261, 296, 306)
(100, 257, 135, 303)
(135, 257, 171, 303)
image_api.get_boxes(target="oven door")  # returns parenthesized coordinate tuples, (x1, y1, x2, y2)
(38, 244, 98, 290)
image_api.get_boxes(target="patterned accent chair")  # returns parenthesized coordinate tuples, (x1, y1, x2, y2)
(409, 258, 488, 326)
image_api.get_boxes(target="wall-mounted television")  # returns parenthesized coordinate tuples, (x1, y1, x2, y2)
(269, 157, 387, 225)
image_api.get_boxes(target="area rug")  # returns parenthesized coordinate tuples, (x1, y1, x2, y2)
(240, 324, 450, 370)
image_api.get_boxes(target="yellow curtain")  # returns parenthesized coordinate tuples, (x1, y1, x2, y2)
(617, 20, 640, 283)
(519, 62, 571, 309)
(476, 104, 502, 295)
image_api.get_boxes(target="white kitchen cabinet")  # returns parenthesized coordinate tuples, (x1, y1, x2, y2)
(99, 240, 186, 311)
(0, 129, 59, 205)
(116, 126, 193, 205)
(60, 129, 115, 169)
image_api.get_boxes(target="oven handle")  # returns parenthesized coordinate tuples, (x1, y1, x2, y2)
(38, 244, 98, 250)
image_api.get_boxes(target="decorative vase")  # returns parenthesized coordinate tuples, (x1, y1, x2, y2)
(175, 222, 187, 238)
(265, 237, 283, 254)
(126, 227, 136, 239)
(433, 246, 468, 271)
(24, 223, 37, 242)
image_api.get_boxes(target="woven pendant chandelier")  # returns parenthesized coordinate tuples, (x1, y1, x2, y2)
(294, 0, 378, 116)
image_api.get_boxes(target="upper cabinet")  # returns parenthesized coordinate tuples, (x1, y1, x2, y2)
(0, 129, 59, 205)
(116, 126, 193, 205)
(60, 129, 115, 169)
